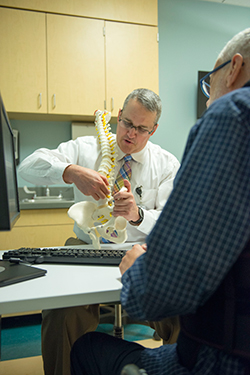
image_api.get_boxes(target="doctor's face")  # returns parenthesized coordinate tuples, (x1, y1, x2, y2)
(116, 99, 158, 154)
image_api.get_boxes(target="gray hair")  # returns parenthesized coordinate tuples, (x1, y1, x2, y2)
(122, 88, 162, 124)
(218, 28, 250, 62)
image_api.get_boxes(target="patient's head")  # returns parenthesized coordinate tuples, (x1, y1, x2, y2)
(207, 28, 250, 107)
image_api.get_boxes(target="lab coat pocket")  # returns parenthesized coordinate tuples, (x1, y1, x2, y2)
(140, 188, 158, 209)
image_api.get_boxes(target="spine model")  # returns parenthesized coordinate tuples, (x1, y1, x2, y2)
(67, 110, 127, 249)
(94, 110, 116, 217)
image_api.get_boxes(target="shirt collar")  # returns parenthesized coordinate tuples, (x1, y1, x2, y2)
(243, 80, 250, 88)
(116, 142, 148, 164)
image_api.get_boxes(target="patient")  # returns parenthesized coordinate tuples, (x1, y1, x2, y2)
(70, 28, 250, 375)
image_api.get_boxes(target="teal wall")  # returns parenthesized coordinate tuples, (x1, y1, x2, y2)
(13, 119, 117, 187)
(152, 0, 250, 161)
(12, 0, 250, 187)
(11, 119, 71, 187)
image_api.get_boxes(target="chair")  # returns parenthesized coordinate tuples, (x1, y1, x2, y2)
(100, 303, 124, 338)
(101, 304, 181, 344)
(100, 303, 155, 339)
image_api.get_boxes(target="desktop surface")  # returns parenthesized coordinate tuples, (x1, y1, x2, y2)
(0, 245, 125, 316)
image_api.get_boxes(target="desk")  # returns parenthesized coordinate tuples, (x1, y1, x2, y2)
(0, 263, 122, 315)
(0, 247, 123, 315)
(0, 245, 127, 360)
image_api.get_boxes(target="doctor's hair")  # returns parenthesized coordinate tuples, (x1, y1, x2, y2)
(122, 88, 162, 124)
(218, 28, 250, 63)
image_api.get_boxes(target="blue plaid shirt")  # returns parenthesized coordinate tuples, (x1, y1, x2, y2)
(121, 82, 250, 375)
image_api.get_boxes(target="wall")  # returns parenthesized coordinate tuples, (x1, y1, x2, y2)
(13, 119, 117, 187)
(12, 0, 250, 187)
(11, 119, 71, 187)
(153, 0, 250, 161)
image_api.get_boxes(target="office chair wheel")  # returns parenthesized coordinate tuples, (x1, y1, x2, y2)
(121, 364, 148, 375)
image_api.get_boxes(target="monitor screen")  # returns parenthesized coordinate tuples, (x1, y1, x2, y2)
(0, 94, 20, 230)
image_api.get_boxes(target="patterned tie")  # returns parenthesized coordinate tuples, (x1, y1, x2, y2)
(101, 155, 132, 244)
(112, 155, 132, 195)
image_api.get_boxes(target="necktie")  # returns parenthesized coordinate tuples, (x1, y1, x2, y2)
(101, 155, 132, 244)
(112, 155, 132, 195)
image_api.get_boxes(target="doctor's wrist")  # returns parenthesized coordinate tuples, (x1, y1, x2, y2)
(129, 206, 144, 226)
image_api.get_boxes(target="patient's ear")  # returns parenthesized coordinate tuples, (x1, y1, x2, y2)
(226, 53, 244, 88)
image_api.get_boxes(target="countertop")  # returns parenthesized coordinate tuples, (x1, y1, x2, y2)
(19, 199, 75, 210)
(18, 186, 75, 210)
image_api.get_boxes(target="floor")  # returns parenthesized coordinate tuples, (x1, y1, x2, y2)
(0, 338, 162, 375)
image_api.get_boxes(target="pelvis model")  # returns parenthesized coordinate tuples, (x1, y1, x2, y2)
(67, 110, 127, 249)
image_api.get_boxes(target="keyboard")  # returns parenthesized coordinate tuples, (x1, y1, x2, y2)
(2, 247, 127, 266)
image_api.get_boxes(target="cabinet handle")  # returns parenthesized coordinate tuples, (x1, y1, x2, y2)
(38, 93, 42, 108)
(111, 97, 114, 111)
(53, 94, 56, 108)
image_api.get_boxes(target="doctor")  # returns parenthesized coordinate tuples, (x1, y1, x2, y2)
(19, 88, 180, 375)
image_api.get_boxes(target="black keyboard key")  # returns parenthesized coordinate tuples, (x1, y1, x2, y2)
(2, 247, 126, 266)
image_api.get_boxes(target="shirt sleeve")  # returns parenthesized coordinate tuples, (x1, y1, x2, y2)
(18, 138, 88, 185)
(121, 92, 250, 322)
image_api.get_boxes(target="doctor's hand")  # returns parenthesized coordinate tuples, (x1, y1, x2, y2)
(63, 164, 110, 200)
(113, 180, 140, 222)
(119, 243, 147, 275)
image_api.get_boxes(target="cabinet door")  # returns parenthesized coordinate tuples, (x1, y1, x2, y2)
(47, 14, 105, 116)
(0, 209, 74, 250)
(0, 0, 158, 26)
(0, 7, 47, 113)
(105, 21, 159, 115)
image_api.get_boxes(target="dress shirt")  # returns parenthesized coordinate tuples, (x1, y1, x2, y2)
(121, 82, 250, 374)
(19, 135, 180, 244)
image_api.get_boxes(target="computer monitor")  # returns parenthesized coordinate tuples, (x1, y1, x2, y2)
(0, 94, 20, 230)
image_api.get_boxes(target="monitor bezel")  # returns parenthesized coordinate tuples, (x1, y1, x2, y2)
(0, 94, 20, 231)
